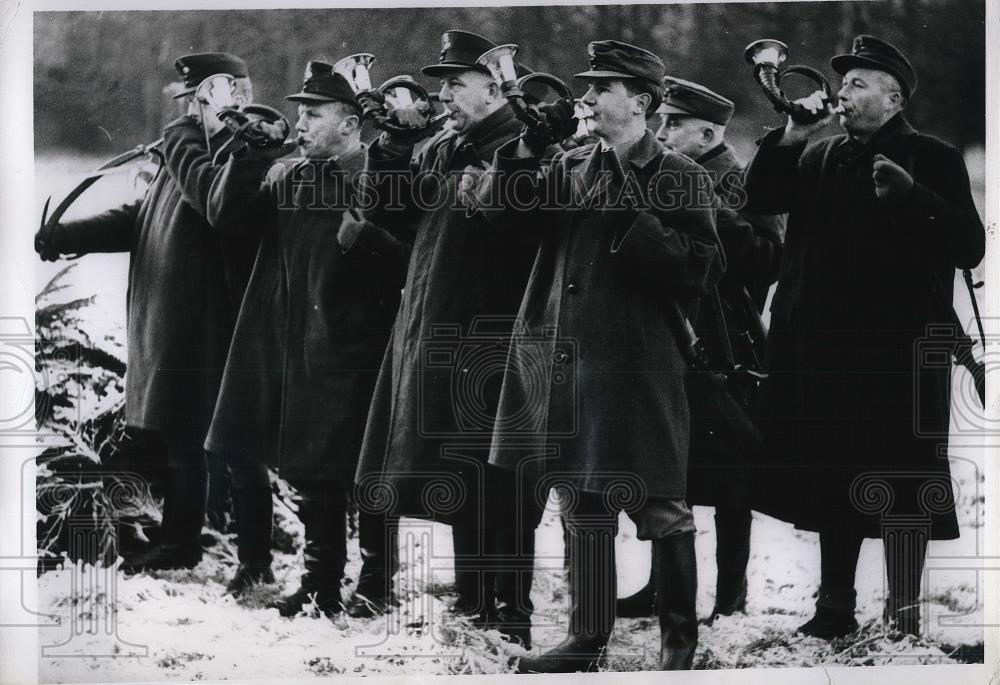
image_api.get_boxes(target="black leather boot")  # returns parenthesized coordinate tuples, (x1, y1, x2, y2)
(653, 532, 698, 670)
(708, 507, 751, 620)
(275, 484, 347, 617)
(797, 587, 859, 639)
(517, 517, 615, 673)
(799, 532, 863, 639)
(344, 511, 399, 618)
(225, 469, 275, 597)
(123, 463, 206, 572)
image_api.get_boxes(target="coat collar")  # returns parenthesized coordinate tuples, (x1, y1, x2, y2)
(333, 141, 367, 177)
(622, 128, 664, 170)
(869, 112, 916, 154)
(835, 112, 916, 163)
(463, 104, 518, 145)
(292, 142, 368, 180)
(446, 104, 519, 151)
(696, 142, 743, 176)
(434, 105, 520, 170)
(579, 128, 663, 187)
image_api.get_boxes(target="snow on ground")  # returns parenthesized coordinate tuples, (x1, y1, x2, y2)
(37, 474, 984, 682)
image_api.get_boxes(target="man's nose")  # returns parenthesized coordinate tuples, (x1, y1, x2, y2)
(581, 87, 597, 107)
(295, 117, 307, 133)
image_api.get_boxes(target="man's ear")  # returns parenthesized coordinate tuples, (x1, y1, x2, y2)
(342, 114, 361, 135)
(701, 126, 715, 145)
(633, 91, 651, 116)
(484, 79, 500, 101)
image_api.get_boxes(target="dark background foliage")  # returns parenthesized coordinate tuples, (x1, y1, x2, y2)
(34, 1, 985, 156)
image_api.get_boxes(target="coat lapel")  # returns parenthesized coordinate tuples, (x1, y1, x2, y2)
(571, 130, 664, 206)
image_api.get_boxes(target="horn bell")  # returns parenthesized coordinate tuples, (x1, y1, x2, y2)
(477, 44, 520, 88)
(194, 73, 237, 109)
(333, 53, 376, 93)
(744, 39, 788, 68)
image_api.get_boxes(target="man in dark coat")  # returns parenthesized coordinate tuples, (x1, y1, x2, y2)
(743, 35, 985, 639)
(352, 30, 541, 639)
(204, 62, 410, 613)
(474, 41, 723, 672)
(616, 77, 785, 622)
(34, 53, 256, 571)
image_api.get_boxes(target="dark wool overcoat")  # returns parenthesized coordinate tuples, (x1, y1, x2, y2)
(203, 146, 410, 482)
(55, 118, 253, 456)
(354, 106, 539, 519)
(481, 130, 724, 501)
(686, 142, 785, 508)
(743, 114, 984, 538)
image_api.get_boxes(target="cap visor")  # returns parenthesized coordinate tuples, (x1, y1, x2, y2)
(573, 69, 636, 80)
(421, 62, 488, 77)
(656, 103, 694, 116)
(830, 53, 888, 76)
(171, 87, 196, 100)
(285, 92, 344, 103)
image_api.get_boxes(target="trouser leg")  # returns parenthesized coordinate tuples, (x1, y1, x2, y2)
(273, 478, 347, 616)
(294, 479, 348, 591)
(451, 514, 488, 616)
(123, 435, 207, 571)
(225, 462, 275, 596)
(819, 529, 862, 607)
(162, 455, 208, 551)
(229, 463, 273, 568)
(490, 467, 542, 648)
(446, 462, 492, 617)
(205, 453, 234, 531)
(712, 506, 751, 615)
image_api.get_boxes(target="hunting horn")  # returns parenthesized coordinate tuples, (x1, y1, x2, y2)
(333, 53, 444, 135)
(194, 73, 291, 151)
(744, 39, 838, 124)
(476, 44, 574, 136)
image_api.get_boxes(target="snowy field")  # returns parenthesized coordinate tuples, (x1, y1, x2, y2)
(32, 152, 988, 681)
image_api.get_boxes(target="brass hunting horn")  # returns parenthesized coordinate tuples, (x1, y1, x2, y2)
(194, 73, 291, 151)
(332, 53, 446, 135)
(476, 44, 575, 140)
(744, 39, 836, 124)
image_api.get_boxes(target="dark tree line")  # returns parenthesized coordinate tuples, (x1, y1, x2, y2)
(34, 1, 985, 156)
